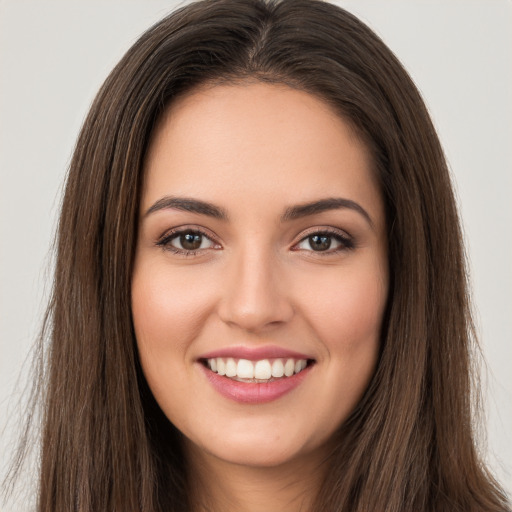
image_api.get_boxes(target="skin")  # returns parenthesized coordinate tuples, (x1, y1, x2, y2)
(131, 82, 389, 511)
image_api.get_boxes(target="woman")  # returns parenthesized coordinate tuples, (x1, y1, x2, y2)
(5, 0, 510, 510)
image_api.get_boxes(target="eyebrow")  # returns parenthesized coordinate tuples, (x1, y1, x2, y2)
(145, 196, 228, 220)
(145, 195, 373, 227)
(281, 197, 374, 227)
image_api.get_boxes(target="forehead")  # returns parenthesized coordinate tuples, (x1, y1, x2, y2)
(142, 82, 383, 227)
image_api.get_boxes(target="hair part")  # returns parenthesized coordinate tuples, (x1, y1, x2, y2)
(8, 0, 509, 510)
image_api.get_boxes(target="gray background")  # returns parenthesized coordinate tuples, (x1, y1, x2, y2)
(1, 1, 511, 509)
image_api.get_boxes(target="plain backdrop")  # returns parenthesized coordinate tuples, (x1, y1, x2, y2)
(1, 1, 511, 510)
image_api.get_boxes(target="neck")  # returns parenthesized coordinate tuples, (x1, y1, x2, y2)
(185, 444, 329, 512)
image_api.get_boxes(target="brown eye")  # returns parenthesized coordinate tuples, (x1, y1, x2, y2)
(308, 234, 332, 251)
(158, 229, 218, 253)
(295, 230, 354, 253)
(179, 232, 203, 250)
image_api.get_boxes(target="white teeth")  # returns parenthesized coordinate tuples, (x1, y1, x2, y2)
(254, 359, 272, 379)
(206, 357, 310, 380)
(225, 358, 237, 377)
(284, 358, 295, 377)
(237, 359, 255, 379)
(217, 358, 226, 376)
(271, 359, 284, 378)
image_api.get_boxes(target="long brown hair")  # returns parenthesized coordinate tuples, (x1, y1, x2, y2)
(9, 0, 510, 510)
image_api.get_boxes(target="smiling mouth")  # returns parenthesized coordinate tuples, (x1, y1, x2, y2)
(201, 357, 315, 383)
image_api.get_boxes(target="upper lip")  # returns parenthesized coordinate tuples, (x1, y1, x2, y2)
(198, 345, 314, 361)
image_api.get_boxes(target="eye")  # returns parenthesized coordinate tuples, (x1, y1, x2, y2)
(157, 229, 219, 254)
(294, 230, 354, 253)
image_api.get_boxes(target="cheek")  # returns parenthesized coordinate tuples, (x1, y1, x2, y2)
(297, 261, 387, 430)
(131, 264, 213, 414)
(131, 267, 195, 401)
(131, 265, 214, 354)
(300, 261, 388, 353)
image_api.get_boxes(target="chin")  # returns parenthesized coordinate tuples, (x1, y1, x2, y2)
(183, 416, 334, 471)
(197, 443, 310, 470)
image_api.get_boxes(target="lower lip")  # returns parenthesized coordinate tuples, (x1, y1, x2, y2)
(199, 363, 312, 404)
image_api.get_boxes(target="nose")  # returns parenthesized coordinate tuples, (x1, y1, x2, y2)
(217, 246, 294, 333)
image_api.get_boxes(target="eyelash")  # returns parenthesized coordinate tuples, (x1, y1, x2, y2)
(292, 228, 355, 254)
(156, 227, 355, 256)
(156, 227, 219, 256)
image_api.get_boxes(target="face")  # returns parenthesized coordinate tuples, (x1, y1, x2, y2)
(132, 83, 388, 470)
